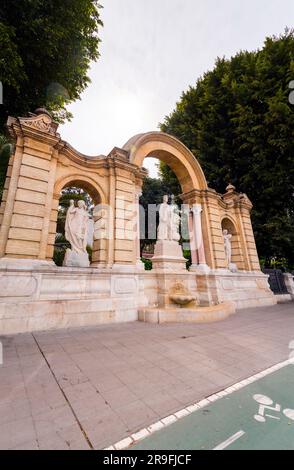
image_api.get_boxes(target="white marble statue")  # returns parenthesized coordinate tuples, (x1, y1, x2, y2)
(223, 229, 232, 267)
(157, 195, 170, 240)
(63, 200, 90, 267)
(157, 195, 181, 242)
(170, 195, 181, 242)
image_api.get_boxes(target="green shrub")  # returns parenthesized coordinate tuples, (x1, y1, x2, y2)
(141, 257, 152, 271)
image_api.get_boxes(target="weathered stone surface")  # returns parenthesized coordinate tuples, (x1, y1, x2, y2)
(0, 112, 275, 334)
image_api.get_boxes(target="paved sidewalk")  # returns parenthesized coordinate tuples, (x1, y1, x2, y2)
(0, 302, 293, 450)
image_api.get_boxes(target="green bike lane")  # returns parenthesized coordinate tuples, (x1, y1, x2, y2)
(131, 363, 294, 450)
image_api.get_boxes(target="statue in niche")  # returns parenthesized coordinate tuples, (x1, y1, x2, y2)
(169, 195, 181, 242)
(157, 195, 170, 240)
(223, 229, 238, 272)
(223, 229, 232, 267)
(63, 199, 90, 267)
(157, 195, 181, 242)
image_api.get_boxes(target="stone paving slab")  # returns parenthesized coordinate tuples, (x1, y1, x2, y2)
(0, 302, 293, 450)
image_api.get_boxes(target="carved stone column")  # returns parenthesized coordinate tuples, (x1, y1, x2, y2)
(135, 190, 144, 270)
(189, 204, 210, 274)
(0, 110, 59, 268)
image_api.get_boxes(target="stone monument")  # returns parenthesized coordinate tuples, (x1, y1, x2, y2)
(223, 229, 238, 273)
(63, 199, 90, 267)
(152, 195, 186, 271)
(0, 112, 277, 334)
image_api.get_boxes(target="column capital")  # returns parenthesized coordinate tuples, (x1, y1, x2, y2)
(190, 204, 202, 215)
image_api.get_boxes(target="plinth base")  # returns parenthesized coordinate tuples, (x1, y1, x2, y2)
(151, 240, 187, 271)
(63, 249, 90, 268)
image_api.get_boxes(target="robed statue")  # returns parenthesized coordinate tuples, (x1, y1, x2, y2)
(157, 195, 170, 240)
(157, 195, 181, 242)
(223, 229, 232, 267)
(63, 199, 90, 267)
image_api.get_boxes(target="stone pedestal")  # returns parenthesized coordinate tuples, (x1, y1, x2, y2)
(284, 273, 294, 298)
(190, 263, 211, 275)
(151, 240, 187, 272)
(63, 249, 90, 268)
(229, 263, 238, 273)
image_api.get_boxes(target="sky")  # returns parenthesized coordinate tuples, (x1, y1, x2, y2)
(60, 0, 294, 177)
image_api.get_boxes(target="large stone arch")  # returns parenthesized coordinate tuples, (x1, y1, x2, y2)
(123, 132, 208, 194)
(123, 132, 210, 271)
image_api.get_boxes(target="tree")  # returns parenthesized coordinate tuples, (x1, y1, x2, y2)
(0, 0, 103, 130)
(160, 29, 294, 269)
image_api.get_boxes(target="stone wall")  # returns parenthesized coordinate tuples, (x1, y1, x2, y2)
(0, 266, 148, 335)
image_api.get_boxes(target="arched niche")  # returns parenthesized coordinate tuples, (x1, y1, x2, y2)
(221, 217, 246, 271)
(52, 175, 107, 266)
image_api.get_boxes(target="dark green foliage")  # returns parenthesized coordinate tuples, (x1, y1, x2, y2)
(158, 161, 181, 197)
(0, 0, 103, 129)
(0, 134, 12, 201)
(183, 249, 192, 269)
(160, 30, 294, 268)
(53, 246, 66, 267)
(141, 257, 152, 271)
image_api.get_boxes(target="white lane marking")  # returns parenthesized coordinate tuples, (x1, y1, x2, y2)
(213, 430, 246, 450)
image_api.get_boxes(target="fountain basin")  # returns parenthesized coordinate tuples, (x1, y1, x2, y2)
(138, 301, 236, 324)
(169, 294, 196, 306)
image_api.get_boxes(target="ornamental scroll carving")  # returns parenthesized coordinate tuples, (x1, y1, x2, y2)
(19, 113, 58, 135)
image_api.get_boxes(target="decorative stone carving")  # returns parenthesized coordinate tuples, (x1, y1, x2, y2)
(225, 183, 236, 194)
(19, 110, 58, 135)
(169, 282, 196, 306)
(63, 200, 90, 268)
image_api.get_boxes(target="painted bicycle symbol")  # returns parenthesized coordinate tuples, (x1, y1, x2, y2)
(253, 394, 294, 423)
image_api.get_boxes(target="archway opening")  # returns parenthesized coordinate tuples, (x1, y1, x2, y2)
(125, 132, 208, 193)
(53, 180, 104, 267)
(54, 186, 95, 266)
(139, 155, 191, 270)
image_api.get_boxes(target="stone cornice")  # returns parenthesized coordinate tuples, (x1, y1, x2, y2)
(181, 187, 252, 211)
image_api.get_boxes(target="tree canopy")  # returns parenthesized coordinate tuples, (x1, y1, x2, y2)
(0, 0, 103, 129)
(160, 29, 294, 269)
